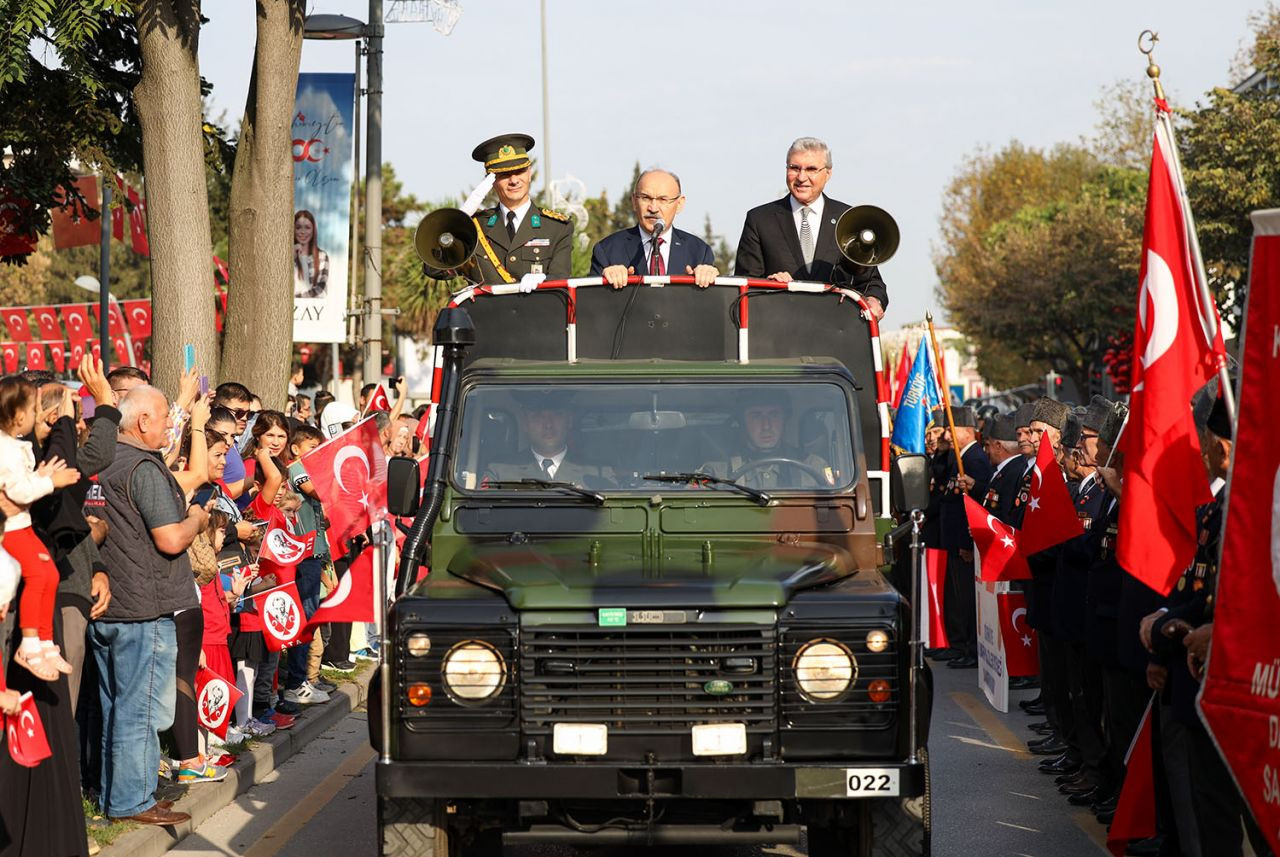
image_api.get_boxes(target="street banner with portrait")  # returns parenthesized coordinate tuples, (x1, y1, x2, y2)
(292, 72, 356, 343)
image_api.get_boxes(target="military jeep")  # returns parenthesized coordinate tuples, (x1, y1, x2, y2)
(373, 277, 932, 856)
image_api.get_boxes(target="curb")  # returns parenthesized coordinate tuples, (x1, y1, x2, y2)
(99, 665, 374, 857)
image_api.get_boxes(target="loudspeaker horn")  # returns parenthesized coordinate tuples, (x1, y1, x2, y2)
(835, 205, 899, 267)
(414, 208, 479, 272)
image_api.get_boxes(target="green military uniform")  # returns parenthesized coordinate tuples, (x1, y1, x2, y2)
(700, 451, 834, 490)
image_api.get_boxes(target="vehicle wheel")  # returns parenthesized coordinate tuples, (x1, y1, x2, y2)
(866, 747, 931, 857)
(378, 797, 449, 857)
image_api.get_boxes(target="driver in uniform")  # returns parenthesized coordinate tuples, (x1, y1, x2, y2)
(701, 391, 834, 489)
(483, 391, 613, 488)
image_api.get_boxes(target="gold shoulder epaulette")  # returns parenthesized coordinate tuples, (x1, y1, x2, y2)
(540, 207, 570, 223)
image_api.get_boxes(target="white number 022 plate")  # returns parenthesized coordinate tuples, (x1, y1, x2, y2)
(845, 768, 900, 797)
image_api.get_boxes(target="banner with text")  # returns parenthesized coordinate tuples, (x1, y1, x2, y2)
(292, 72, 356, 343)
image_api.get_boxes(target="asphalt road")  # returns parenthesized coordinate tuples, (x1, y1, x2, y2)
(173, 662, 1113, 857)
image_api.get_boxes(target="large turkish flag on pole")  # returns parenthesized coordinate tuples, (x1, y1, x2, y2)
(1117, 118, 1225, 596)
(299, 417, 388, 557)
(1019, 435, 1084, 555)
(1198, 209, 1280, 857)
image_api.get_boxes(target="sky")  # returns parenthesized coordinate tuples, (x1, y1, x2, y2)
(199, 0, 1265, 331)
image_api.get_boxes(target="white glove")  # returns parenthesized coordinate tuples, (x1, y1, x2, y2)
(518, 272, 546, 294)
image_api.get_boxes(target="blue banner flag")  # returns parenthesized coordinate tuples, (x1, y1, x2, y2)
(890, 340, 942, 455)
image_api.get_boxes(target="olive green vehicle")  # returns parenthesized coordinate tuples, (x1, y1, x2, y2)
(373, 276, 933, 857)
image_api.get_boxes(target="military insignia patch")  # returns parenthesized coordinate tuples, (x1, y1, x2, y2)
(499, 144, 515, 157)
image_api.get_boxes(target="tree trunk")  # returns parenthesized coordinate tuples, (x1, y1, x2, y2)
(133, 0, 218, 397)
(222, 0, 304, 407)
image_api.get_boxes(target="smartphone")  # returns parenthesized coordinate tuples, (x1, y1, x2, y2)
(184, 344, 196, 373)
(199, 374, 209, 396)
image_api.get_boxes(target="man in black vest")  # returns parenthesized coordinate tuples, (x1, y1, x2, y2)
(88, 386, 208, 827)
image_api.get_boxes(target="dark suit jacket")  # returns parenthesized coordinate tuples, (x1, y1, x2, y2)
(734, 194, 889, 310)
(982, 456, 1025, 525)
(937, 442, 992, 551)
(589, 226, 714, 278)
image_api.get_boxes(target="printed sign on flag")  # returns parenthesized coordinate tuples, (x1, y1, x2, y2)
(260, 581, 310, 652)
(195, 667, 242, 740)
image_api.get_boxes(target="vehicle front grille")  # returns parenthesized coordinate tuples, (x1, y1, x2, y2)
(780, 623, 899, 729)
(520, 625, 777, 735)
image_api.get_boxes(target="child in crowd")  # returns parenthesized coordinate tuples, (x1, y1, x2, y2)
(0, 376, 81, 681)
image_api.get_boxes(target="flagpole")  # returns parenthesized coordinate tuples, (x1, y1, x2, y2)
(926, 310, 965, 479)
(1140, 31, 1237, 426)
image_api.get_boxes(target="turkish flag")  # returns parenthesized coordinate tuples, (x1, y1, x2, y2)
(69, 341, 87, 368)
(91, 302, 126, 338)
(126, 184, 149, 257)
(965, 495, 1031, 581)
(25, 343, 45, 370)
(1019, 435, 1084, 555)
(121, 299, 152, 339)
(195, 666, 242, 740)
(50, 176, 101, 250)
(48, 342, 66, 373)
(110, 334, 130, 367)
(60, 305, 92, 344)
(305, 549, 376, 633)
(29, 306, 63, 342)
(997, 590, 1038, 677)
(1198, 210, 1280, 856)
(924, 548, 949, 649)
(892, 340, 911, 408)
(258, 580, 311, 652)
(5, 692, 52, 767)
(1, 342, 18, 373)
(259, 510, 316, 567)
(1, 308, 30, 341)
(132, 338, 147, 366)
(366, 384, 391, 413)
(0, 190, 37, 257)
(414, 404, 433, 445)
(1106, 696, 1157, 856)
(1117, 119, 1225, 596)
(299, 417, 388, 554)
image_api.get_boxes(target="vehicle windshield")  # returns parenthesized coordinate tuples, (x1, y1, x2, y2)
(452, 381, 857, 494)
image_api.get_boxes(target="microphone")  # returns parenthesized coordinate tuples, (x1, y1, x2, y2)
(651, 217, 666, 238)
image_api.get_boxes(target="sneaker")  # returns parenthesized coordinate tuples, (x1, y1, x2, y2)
(178, 762, 228, 784)
(275, 699, 303, 716)
(263, 710, 297, 730)
(285, 681, 331, 705)
(210, 753, 237, 768)
(312, 678, 338, 694)
(323, 660, 356, 673)
(352, 647, 380, 661)
(158, 758, 174, 780)
(242, 717, 277, 738)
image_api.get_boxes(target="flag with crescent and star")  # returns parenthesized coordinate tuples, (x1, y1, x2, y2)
(305, 548, 375, 634)
(195, 666, 242, 740)
(5, 692, 51, 767)
(365, 383, 392, 413)
(1018, 434, 1084, 556)
(964, 494, 1031, 582)
(1117, 115, 1225, 596)
(996, 590, 1038, 676)
(299, 416, 388, 558)
(1107, 695, 1157, 856)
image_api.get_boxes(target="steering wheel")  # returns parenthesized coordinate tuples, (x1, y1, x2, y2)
(728, 456, 827, 485)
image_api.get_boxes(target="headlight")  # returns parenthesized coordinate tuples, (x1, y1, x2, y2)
(793, 639, 856, 701)
(407, 633, 432, 657)
(441, 640, 506, 702)
(865, 629, 890, 653)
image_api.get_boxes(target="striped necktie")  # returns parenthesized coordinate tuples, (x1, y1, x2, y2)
(800, 206, 815, 269)
(649, 236, 666, 275)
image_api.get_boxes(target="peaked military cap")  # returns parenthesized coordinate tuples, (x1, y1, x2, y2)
(1061, 408, 1085, 450)
(472, 133, 535, 174)
(1205, 395, 1232, 440)
(1013, 402, 1035, 430)
(1030, 396, 1070, 432)
(950, 406, 978, 428)
(1081, 395, 1113, 434)
(987, 414, 1018, 442)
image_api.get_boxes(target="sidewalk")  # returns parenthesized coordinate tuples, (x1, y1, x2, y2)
(98, 663, 374, 857)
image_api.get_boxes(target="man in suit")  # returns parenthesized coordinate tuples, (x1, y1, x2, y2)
(734, 137, 889, 318)
(937, 406, 992, 668)
(590, 169, 718, 289)
(429, 134, 573, 284)
(981, 414, 1025, 524)
(483, 392, 612, 488)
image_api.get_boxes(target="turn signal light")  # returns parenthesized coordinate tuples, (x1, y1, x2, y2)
(407, 683, 433, 707)
(867, 679, 891, 704)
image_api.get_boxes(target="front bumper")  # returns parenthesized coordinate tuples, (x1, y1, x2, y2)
(375, 758, 926, 800)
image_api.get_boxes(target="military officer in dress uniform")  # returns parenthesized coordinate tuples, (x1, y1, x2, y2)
(701, 391, 833, 490)
(431, 134, 574, 285)
(981, 413, 1025, 524)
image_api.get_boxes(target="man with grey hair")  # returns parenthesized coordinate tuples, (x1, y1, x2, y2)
(735, 136, 889, 318)
(590, 168, 718, 289)
(88, 385, 208, 827)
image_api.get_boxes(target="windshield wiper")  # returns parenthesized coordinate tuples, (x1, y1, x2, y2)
(486, 479, 606, 505)
(641, 472, 772, 506)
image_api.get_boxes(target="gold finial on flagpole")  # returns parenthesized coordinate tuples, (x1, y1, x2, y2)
(1139, 29, 1167, 101)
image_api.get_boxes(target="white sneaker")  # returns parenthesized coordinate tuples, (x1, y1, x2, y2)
(243, 717, 277, 737)
(284, 681, 331, 705)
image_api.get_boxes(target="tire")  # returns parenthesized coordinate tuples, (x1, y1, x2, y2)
(378, 797, 449, 857)
(806, 748, 931, 857)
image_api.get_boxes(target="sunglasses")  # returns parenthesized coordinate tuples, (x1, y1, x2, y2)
(228, 408, 251, 420)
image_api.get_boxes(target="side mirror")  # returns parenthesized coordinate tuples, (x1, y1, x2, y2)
(891, 453, 930, 515)
(387, 456, 422, 517)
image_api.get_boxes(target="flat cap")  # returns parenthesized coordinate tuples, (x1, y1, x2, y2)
(1030, 396, 1070, 432)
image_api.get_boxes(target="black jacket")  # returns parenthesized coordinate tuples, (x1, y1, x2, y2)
(589, 226, 714, 277)
(938, 442, 992, 551)
(983, 456, 1026, 524)
(1053, 473, 1106, 643)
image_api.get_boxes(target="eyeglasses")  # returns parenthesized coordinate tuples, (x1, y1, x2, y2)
(786, 165, 829, 177)
(229, 408, 250, 420)
(632, 193, 680, 206)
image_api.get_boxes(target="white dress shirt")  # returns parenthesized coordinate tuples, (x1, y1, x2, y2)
(532, 448, 567, 479)
(499, 199, 533, 236)
(637, 225, 672, 272)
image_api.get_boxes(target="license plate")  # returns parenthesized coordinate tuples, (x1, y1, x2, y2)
(845, 768, 900, 797)
(691, 723, 747, 756)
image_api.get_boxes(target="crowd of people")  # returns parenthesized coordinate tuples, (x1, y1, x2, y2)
(920, 393, 1268, 857)
(0, 359, 418, 855)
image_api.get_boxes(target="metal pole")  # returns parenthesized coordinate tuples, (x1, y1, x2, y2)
(907, 508, 924, 764)
(926, 311, 964, 479)
(363, 0, 384, 383)
(374, 523, 392, 764)
(539, 0, 551, 200)
(99, 177, 112, 375)
(347, 38, 363, 397)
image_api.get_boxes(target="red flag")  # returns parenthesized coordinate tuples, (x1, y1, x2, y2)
(0, 190, 37, 257)
(1107, 696, 1157, 856)
(50, 176, 101, 250)
(259, 580, 311, 652)
(299, 417, 388, 551)
(1117, 118, 1225, 596)
(121, 299, 152, 339)
(997, 590, 1038, 677)
(924, 548, 949, 649)
(48, 342, 66, 373)
(1198, 210, 1280, 855)
(1019, 435, 1084, 555)
(5, 692, 52, 767)
(892, 340, 911, 408)
(91, 302, 126, 338)
(60, 305, 92, 344)
(29, 306, 63, 342)
(25, 343, 45, 371)
(305, 549, 375, 631)
(68, 341, 86, 368)
(0, 343, 18, 373)
(195, 666, 242, 740)
(259, 510, 316, 567)
(366, 384, 391, 413)
(126, 184, 149, 257)
(965, 495, 1031, 581)
(414, 405, 433, 445)
(213, 255, 230, 285)
(1, 308, 30, 341)
(132, 338, 147, 367)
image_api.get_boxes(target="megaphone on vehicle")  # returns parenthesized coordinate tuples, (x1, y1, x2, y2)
(414, 208, 480, 275)
(835, 205, 899, 267)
